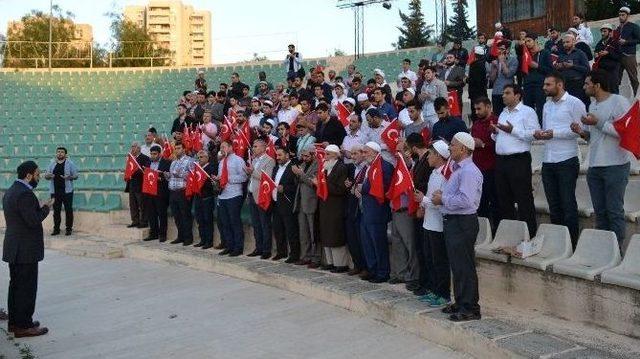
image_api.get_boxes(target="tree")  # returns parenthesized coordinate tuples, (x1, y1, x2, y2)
(395, 0, 434, 49)
(443, 0, 475, 43)
(2, 6, 90, 68)
(333, 48, 346, 57)
(584, 0, 640, 21)
(106, 12, 172, 67)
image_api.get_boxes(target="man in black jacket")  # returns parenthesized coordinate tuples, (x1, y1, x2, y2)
(314, 103, 346, 146)
(617, 6, 640, 96)
(143, 145, 172, 242)
(3, 161, 51, 338)
(271, 148, 300, 263)
(125, 142, 151, 228)
(595, 23, 623, 94)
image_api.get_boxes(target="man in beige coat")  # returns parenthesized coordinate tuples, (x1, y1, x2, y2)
(292, 143, 319, 267)
(245, 139, 276, 259)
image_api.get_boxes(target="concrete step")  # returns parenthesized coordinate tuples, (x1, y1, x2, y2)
(45, 238, 123, 259)
(97, 224, 148, 243)
(109, 209, 132, 225)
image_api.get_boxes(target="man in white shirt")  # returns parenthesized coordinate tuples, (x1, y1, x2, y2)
(357, 93, 374, 131)
(492, 84, 540, 236)
(248, 99, 264, 129)
(571, 13, 593, 46)
(419, 66, 449, 129)
(341, 114, 363, 164)
(397, 88, 416, 127)
(277, 94, 300, 127)
(397, 58, 418, 88)
(537, 73, 586, 244)
(330, 82, 348, 117)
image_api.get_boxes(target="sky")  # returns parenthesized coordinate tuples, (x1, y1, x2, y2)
(0, 0, 477, 65)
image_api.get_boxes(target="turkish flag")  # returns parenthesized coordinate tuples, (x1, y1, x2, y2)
(185, 169, 195, 199)
(182, 124, 193, 152)
(220, 116, 234, 142)
(219, 156, 229, 189)
(192, 163, 210, 194)
(336, 102, 351, 127)
(380, 118, 402, 152)
(315, 148, 328, 201)
(420, 127, 431, 146)
(228, 108, 238, 124)
(613, 100, 640, 159)
(467, 50, 476, 65)
(161, 140, 173, 159)
(124, 153, 141, 181)
(266, 138, 277, 159)
(191, 128, 203, 152)
(289, 117, 299, 137)
(520, 45, 532, 75)
(386, 154, 414, 211)
(441, 158, 454, 180)
(232, 131, 250, 158)
(489, 34, 503, 58)
(367, 154, 385, 204)
(239, 121, 252, 145)
(550, 53, 559, 65)
(142, 168, 159, 196)
(447, 90, 461, 117)
(257, 171, 277, 210)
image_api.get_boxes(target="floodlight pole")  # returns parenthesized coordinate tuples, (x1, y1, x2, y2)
(48, 0, 52, 70)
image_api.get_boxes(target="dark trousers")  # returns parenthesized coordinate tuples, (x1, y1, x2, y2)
(272, 205, 300, 259)
(51, 191, 73, 231)
(218, 196, 244, 254)
(129, 192, 147, 226)
(424, 229, 451, 300)
(491, 94, 505, 118)
(345, 212, 365, 271)
(478, 169, 500, 232)
(249, 196, 272, 255)
(7, 263, 38, 329)
(415, 219, 431, 290)
(601, 64, 621, 94)
(194, 196, 216, 246)
(542, 157, 580, 244)
(443, 214, 479, 314)
(495, 152, 537, 236)
(360, 222, 390, 280)
(587, 163, 630, 248)
(169, 190, 193, 244)
(619, 54, 639, 96)
(145, 194, 168, 239)
(523, 85, 545, 125)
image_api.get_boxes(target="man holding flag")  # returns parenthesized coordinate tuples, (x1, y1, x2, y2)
(571, 69, 633, 248)
(124, 142, 150, 229)
(192, 151, 218, 249)
(245, 139, 276, 259)
(522, 31, 553, 123)
(143, 145, 171, 242)
(167, 143, 194, 246)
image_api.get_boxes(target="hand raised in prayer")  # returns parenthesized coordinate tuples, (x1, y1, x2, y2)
(413, 190, 424, 203)
(494, 120, 513, 134)
(431, 190, 443, 205)
(344, 178, 353, 188)
(570, 122, 583, 136)
(581, 114, 598, 126)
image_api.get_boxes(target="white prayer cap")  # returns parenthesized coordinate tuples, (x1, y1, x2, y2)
(325, 144, 340, 154)
(263, 100, 274, 107)
(357, 93, 370, 102)
(405, 88, 415, 96)
(373, 68, 385, 78)
(343, 97, 356, 106)
(474, 46, 486, 56)
(495, 22, 502, 29)
(335, 82, 346, 89)
(620, 6, 631, 14)
(365, 141, 381, 153)
(265, 119, 275, 127)
(432, 140, 450, 159)
(601, 23, 614, 31)
(453, 132, 475, 151)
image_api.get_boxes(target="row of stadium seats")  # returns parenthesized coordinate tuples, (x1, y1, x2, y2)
(1, 156, 130, 173)
(0, 190, 121, 213)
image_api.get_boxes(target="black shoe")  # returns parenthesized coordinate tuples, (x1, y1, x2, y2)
(387, 278, 404, 284)
(271, 254, 286, 261)
(229, 251, 242, 257)
(202, 244, 213, 249)
(182, 241, 193, 246)
(127, 223, 139, 228)
(51, 229, 60, 236)
(449, 312, 481, 322)
(319, 264, 335, 271)
(368, 277, 389, 284)
(330, 266, 349, 273)
(137, 224, 149, 229)
(405, 281, 420, 291)
(260, 253, 272, 260)
(143, 236, 158, 242)
(218, 249, 231, 256)
(247, 250, 261, 257)
(441, 304, 459, 314)
(284, 257, 298, 264)
(412, 287, 427, 296)
(170, 239, 183, 244)
(194, 242, 204, 247)
(360, 273, 374, 281)
(65, 229, 72, 236)
(159, 237, 167, 243)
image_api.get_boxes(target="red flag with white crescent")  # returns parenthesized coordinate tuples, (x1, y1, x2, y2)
(520, 45, 532, 75)
(441, 157, 454, 180)
(191, 128, 203, 152)
(220, 116, 234, 142)
(386, 153, 414, 211)
(185, 169, 195, 199)
(142, 167, 159, 196)
(381, 118, 402, 152)
(613, 99, 640, 159)
(219, 156, 229, 189)
(192, 163, 210, 194)
(447, 90, 461, 117)
(161, 138, 173, 159)
(124, 153, 142, 181)
(266, 138, 277, 159)
(257, 171, 277, 210)
(315, 148, 328, 201)
(182, 124, 193, 152)
(336, 102, 351, 127)
(367, 154, 385, 204)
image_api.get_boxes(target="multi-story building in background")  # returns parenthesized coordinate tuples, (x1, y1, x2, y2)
(124, 0, 211, 67)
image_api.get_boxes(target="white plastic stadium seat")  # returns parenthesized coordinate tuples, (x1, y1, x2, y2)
(476, 220, 529, 263)
(511, 224, 573, 271)
(601, 235, 640, 290)
(475, 217, 492, 248)
(530, 143, 544, 173)
(533, 181, 550, 214)
(552, 229, 621, 281)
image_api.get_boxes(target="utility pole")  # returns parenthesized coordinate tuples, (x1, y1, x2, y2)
(48, 0, 52, 70)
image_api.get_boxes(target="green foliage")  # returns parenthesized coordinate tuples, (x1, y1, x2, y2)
(443, 0, 475, 43)
(584, 0, 640, 21)
(395, 0, 434, 49)
(107, 12, 172, 67)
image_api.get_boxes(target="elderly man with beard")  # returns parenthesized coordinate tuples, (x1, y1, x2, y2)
(292, 143, 320, 267)
(594, 24, 623, 94)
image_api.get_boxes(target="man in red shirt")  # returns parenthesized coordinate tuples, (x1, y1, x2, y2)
(470, 97, 500, 231)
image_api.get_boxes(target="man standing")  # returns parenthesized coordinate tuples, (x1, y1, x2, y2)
(521, 31, 553, 123)
(284, 44, 303, 78)
(314, 103, 346, 146)
(555, 34, 590, 107)
(344, 144, 367, 276)
(431, 97, 468, 143)
(44, 147, 78, 236)
(229, 72, 247, 100)
(3, 161, 52, 337)
(617, 6, 640, 96)
(595, 24, 623, 95)
(271, 148, 300, 263)
(439, 53, 465, 112)
(471, 98, 499, 231)
(397, 58, 418, 88)
(572, 70, 631, 248)
(292, 144, 320, 266)
(544, 27, 564, 56)
(489, 40, 518, 116)
(403, 100, 428, 138)
(125, 142, 150, 229)
(193, 151, 218, 249)
(245, 139, 275, 259)
(419, 66, 449, 129)
(216, 140, 248, 256)
(143, 145, 171, 242)
(432, 132, 483, 322)
(538, 73, 586, 244)
(448, 39, 469, 69)
(493, 85, 540, 236)
(167, 143, 194, 246)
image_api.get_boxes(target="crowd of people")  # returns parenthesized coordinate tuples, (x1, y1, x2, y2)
(121, 8, 638, 323)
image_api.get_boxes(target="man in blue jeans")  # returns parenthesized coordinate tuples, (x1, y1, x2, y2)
(538, 73, 586, 245)
(572, 70, 631, 248)
(215, 140, 248, 257)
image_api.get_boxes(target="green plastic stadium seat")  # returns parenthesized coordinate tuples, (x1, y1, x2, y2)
(97, 193, 121, 212)
(87, 193, 105, 212)
(75, 193, 89, 210)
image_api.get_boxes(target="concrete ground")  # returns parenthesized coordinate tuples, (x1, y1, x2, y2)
(0, 251, 465, 359)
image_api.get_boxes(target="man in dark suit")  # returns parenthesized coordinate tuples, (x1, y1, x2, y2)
(314, 103, 346, 146)
(125, 142, 151, 228)
(143, 145, 172, 242)
(438, 53, 466, 114)
(3, 161, 51, 338)
(271, 148, 300, 263)
(358, 142, 393, 283)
